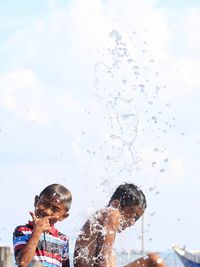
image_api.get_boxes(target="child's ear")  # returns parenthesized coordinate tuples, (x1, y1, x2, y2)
(111, 199, 120, 208)
(34, 195, 39, 207)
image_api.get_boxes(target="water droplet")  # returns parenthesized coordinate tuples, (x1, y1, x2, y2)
(152, 162, 156, 167)
(132, 65, 139, 70)
(149, 187, 155, 192)
(139, 84, 145, 92)
(127, 59, 134, 63)
(152, 116, 158, 123)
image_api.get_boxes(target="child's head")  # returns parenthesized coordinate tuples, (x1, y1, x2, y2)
(34, 183, 72, 225)
(109, 183, 146, 209)
(109, 183, 146, 230)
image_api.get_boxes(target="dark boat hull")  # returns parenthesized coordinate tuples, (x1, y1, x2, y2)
(173, 246, 200, 267)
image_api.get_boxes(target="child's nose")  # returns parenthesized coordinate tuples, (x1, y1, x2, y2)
(45, 207, 54, 216)
(129, 218, 136, 226)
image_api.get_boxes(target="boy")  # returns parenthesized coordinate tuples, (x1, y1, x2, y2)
(74, 183, 167, 267)
(13, 183, 72, 267)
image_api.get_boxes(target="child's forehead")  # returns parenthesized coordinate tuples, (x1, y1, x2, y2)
(40, 193, 63, 203)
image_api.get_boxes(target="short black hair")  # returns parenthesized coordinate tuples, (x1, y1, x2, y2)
(108, 183, 147, 209)
(39, 183, 72, 211)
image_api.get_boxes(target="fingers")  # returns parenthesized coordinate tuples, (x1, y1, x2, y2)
(29, 211, 37, 221)
(29, 212, 59, 221)
(46, 215, 59, 220)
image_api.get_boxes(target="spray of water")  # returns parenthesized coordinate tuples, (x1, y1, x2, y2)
(78, 27, 175, 258)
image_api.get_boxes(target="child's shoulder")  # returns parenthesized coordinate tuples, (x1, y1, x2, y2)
(57, 231, 69, 242)
(99, 206, 121, 217)
(94, 207, 122, 228)
(13, 223, 32, 234)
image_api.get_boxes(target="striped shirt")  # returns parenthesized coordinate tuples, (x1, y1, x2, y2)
(13, 222, 70, 267)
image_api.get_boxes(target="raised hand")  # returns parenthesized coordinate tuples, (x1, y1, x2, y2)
(29, 212, 58, 233)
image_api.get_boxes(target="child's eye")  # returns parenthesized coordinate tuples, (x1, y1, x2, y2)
(42, 201, 50, 207)
(52, 207, 60, 213)
(40, 199, 61, 212)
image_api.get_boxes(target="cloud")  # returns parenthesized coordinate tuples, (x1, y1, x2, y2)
(4, 0, 198, 104)
(0, 69, 48, 123)
(184, 7, 200, 51)
(165, 6, 200, 91)
(0, 69, 80, 124)
(1, 0, 198, 178)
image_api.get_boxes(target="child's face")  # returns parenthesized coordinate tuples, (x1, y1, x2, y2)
(34, 194, 68, 225)
(119, 205, 144, 232)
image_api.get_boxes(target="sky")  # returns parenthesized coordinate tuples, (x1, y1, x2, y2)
(0, 0, 200, 257)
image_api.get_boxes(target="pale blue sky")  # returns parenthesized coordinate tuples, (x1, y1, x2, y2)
(156, 0, 199, 8)
(0, 0, 200, 256)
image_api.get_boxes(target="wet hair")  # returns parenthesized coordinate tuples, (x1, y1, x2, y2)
(39, 183, 72, 211)
(108, 183, 147, 209)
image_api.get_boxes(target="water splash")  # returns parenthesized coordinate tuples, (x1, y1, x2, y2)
(79, 27, 176, 253)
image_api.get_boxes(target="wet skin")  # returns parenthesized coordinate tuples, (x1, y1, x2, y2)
(74, 204, 144, 267)
(118, 204, 144, 232)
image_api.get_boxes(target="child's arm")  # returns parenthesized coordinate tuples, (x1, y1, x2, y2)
(97, 210, 121, 267)
(16, 212, 58, 267)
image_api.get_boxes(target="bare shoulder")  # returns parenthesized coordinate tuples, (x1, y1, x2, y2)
(78, 207, 122, 236)
(100, 207, 121, 231)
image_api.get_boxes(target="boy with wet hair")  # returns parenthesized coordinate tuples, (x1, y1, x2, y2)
(13, 184, 72, 267)
(74, 183, 167, 267)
